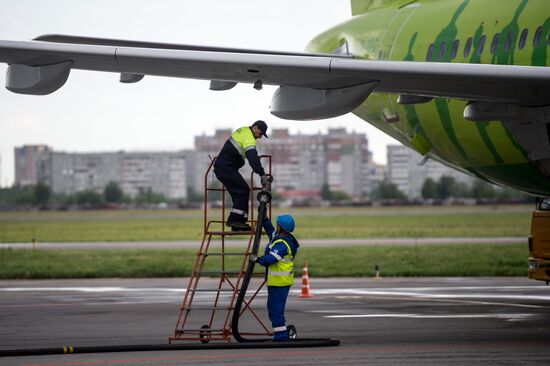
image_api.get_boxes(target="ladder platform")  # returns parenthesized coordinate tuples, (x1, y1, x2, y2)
(206, 230, 255, 236)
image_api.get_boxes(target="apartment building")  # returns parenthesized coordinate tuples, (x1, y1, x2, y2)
(14, 145, 52, 187)
(387, 144, 474, 198)
(16, 146, 191, 199)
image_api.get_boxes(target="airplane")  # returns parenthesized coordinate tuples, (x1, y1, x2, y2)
(0, 0, 549, 281)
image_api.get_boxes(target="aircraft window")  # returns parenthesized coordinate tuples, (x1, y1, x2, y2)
(464, 37, 473, 57)
(519, 28, 528, 49)
(426, 43, 434, 61)
(504, 31, 513, 51)
(533, 26, 543, 47)
(439, 42, 447, 59)
(490, 33, 499, 54)
(476, 35, 486, 55)
(450, 39, 459, 59)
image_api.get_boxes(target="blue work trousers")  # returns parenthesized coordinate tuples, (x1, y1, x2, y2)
(267, 285, 290, 341)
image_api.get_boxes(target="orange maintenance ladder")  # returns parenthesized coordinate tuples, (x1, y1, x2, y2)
(169, 155, 272, 343)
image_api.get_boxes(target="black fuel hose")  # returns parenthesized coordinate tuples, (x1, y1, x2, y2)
(231, 188, 271, 342)
(0, 338, 340, 357)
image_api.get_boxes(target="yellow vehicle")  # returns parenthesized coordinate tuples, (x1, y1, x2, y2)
(528, 199, 550, 285)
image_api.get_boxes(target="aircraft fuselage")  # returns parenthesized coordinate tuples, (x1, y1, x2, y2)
(308, 0, 550, 195)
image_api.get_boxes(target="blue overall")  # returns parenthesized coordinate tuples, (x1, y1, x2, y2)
(256, 218, 299, 341)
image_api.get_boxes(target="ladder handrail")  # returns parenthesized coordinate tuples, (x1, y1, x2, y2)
(203, 155, 272, 235)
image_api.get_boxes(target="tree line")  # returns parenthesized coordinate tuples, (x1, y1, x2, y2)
(0, 175, 532, 209)
(0, 181, 170, 209)
(371, 175, 532, 202)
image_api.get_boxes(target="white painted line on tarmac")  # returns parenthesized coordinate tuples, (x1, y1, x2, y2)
(0, 287, 186, 293)
(296, 287, 550, 308)
(324, 313, 534, 321)
(296, 288, 550, 302)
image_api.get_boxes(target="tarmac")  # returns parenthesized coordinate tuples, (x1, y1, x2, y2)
(1, 277, 549, 365)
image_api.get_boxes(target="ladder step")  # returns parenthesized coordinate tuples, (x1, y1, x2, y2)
(190, 271, 264, 277)
(184, 306, 234, 310)
(175, 328, 224, 333)
(202, 252, 245, 256)
(187, 288, 236, 292)
(199, 271, 241, 276)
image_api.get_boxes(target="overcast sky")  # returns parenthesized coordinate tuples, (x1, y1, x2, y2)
(0, 0, 398, 187)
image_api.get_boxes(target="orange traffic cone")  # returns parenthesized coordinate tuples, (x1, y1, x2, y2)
(299, 262, 313, 298)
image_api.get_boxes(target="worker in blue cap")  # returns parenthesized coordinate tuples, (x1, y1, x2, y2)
(250, 214, 299, 341)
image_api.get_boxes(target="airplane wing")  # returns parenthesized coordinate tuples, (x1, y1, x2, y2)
(1, 34, 549, 120)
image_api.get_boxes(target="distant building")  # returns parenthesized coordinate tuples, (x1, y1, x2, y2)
(365, 161, 386, 191)
(193, 129, 232, 193)
(15, 146, 191, 199)
(14, 145, 52, 187)
(14, 128, 385, 202)
(119, 152, 187, 199)
(387, 144, 474, 199)
(50, 150, 190, 199)
(387, 145, 410, 195)
(263, 128, 327, 193)
(324, 128, 373, 197)
(50, 151, 117, 195)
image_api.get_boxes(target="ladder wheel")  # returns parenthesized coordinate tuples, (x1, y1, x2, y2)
(199, 325, 211, 344)
(288, 325, 297, 339)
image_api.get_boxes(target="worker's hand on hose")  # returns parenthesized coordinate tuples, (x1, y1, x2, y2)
(261, 175, 273, 186)
(249, 254, 258, 263)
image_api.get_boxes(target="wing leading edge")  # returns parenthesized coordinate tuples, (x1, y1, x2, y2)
(1, 35, 549, 120)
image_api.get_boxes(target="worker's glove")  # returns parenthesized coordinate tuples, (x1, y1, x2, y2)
(260, 175, 273, 186)
(249, 254, 258, 263)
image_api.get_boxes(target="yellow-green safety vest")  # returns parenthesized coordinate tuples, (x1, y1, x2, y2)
(267, 238, 294, 287)
(229, 127, 257, 159)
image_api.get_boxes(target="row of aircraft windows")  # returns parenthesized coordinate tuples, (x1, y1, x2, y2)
(426, 26, 549, 61)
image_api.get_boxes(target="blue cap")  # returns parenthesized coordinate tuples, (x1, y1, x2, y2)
(276, 214, 295, 233)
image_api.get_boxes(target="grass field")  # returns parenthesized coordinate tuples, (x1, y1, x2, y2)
(0, 206, 532, 279)
(0, 243, 527, 279)
(0, 205, 533, 243)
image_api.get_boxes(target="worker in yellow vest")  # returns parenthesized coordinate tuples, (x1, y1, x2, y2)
(214, 121, 271, 231)
(251, 214, 299, 341)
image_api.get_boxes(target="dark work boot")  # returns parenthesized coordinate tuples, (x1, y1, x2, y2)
(227, 213, 251, 231)
(230, 222, 252, 231)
